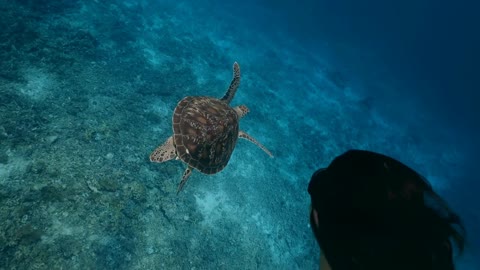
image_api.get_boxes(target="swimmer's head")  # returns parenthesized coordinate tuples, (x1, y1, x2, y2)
(308, 150, 465, 270)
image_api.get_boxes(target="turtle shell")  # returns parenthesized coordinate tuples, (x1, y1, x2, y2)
(172, 96, 239, 174)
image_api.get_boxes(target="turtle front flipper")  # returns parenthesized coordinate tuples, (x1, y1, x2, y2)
(233, 105, 249, 118)
(239, 131, 273, 157)
(177, 165, 193, 194)
(221, 62, 240, 104)
(150, 136, 176, 163)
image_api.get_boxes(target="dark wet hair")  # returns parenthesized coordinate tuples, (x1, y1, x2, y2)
(308, 150, 466, 270)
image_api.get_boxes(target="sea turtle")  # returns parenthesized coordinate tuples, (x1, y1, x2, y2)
(150, 62, 273, 193)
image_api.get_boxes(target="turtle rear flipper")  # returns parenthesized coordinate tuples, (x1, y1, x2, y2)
(177, 166, 193, 194)
(239, 131, 273, 157)
(150, 136, 176, 162)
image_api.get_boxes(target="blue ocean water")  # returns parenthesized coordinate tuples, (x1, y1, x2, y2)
(0, 0, 478, 269)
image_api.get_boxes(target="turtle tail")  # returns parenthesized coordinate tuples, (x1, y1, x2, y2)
(221, 62, 240, 104)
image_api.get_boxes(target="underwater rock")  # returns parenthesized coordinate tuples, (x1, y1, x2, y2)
(40, 186, 64, 202)
(45, 135, 58, 144)
(15, 224, 43, 245)
(98, 178, 120, 192)
(27, 160, 47, 174)
(56, 236, 78, 259)
(123, 181, 146, 203)
(0, 126, 7, 140)
(0, 234, 6, 252)
(0, 152, 8, 164)
(121, 199, 141, 219)
(92, 236, 133, 269)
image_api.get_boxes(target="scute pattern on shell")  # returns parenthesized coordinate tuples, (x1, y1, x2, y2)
(173, 96, 239, 174)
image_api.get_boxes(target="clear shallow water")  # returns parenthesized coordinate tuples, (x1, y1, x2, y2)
(0, 0, 478, 269)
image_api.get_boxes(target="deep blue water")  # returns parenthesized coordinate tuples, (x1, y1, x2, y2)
(0, 0, 478, 269)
